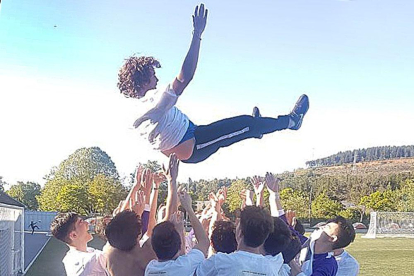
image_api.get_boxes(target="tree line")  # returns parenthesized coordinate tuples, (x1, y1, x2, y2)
(306, 145, 414, 167)
(2, 146, 414, 225)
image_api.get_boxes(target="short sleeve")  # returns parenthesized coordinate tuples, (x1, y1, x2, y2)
(196, 254, 218, 276)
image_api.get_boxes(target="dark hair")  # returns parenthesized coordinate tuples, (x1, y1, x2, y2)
(264, 217, 292, 256)
(327, 216, 356, 250)
(211, 221, 237, 254)
(105, 210, 142, 251)
(239, 206, 273, 248)
(50, 212, 79, 244)
(151, 221, 181, 260)
(294, 219, 306, 235)
(282, 235, 302, 263)
(118, 55, 161, 98)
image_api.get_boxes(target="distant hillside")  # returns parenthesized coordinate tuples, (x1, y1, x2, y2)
(306, 145, 414, 167)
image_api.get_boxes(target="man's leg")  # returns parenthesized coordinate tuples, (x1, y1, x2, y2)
(182, 94, 309, 164)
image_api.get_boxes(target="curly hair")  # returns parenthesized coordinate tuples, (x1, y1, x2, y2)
(118, 55, 161, 98)
(105, 210, 142, 251)
(211, 221, 237, 254)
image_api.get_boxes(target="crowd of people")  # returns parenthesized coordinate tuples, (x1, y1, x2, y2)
(50, 3, 359, 275)
(51, 154, 359, 276)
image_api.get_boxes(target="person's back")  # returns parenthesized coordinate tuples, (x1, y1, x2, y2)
(105, 240, 155, 276)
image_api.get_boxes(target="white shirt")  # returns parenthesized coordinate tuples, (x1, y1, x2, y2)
(335, 250, 359, 276)
(62, 247, 108, 276)
(134, 84, 190, 151)
(145, 248, 205, 276)
(278, 264, 291, 276)
(197, 251, 284, 276)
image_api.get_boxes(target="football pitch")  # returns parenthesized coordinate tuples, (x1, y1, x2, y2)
(25, 234, 414, 276)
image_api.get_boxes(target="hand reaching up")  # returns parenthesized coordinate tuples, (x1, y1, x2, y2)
(265, 172, 280, 194)
(251, 176, 265, 196)
(193, 3, 208, 36)
(163, 153, 179, 182)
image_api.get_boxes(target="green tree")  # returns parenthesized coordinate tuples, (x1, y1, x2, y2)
(6, 181, 41, 210)
(89, 174, 127, 215)
(311, 191, 344, 219)
(279, 188, 309, 218)
(38, 147, 123, 215)
(227, 179, 250, 212)
(0, 176, 6, 193)
(395, 179, 414, 212)
(359, 190, 397, 212)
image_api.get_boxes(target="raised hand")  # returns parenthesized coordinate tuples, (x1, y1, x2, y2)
(130, 190, 146, 216)
(153, 171, 166, 188)
(217, 187, 227, 206)
(193, 3, 208, 36)
(170, 211, 185, 233)
(178, 186, 193, 212)
(251, 176, 265, 196)
(264, 172, 280, 194)
(163, 153, 180, 181)
(141, 168, 153, 200)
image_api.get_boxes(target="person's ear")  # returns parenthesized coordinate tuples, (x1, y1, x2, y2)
(69, 230, 77, 242)
(330, 235, 338, 243)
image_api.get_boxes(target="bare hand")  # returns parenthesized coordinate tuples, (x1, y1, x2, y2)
(170, 211, 185, 233)
(217, 187, 227, 206)
(251, 176, 265, 195)
(141, 169, 153, 198)
(163, 154, 179, 181)
(178, 186, 193, 211)
(130, 190, 146, 216)
(193, 3, 208, 36)
(265, 172, 280, 194)
(153, 171, 166, 188)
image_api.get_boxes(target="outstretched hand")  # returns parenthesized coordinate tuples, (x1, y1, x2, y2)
(163, 154, 180, 181)
(193, 3, 208, 36)
(265, 172, 280, 194)
(251, 176, 265, 195)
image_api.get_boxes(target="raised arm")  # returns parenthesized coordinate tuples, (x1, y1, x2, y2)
(146, 171, 165, 236)
(163, 154, 180, 221)
(178, 187, 210, 256)
(264, 172, 283, 217)
(172, 3, 208, 96)
(251, 176, 265, 207)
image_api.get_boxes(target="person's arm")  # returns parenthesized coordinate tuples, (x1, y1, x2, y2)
(178, 188, 209, 256)
(146, 172, 165, 236)
(120, 166, 144, 212)
(163, 154, 179, 221)
(251, 176, 265, 207)
(172, 4, 208, 96)
(265, 172, 283, 217)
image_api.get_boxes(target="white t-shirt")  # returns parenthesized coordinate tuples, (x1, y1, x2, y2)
(335, 250, 359, 276)
(62, 247, 108, 276)
(145, 248, 205, 276)
(134, 84, 190, 151)
(197, 251, 284, 276)
(278, 263, 291, 276)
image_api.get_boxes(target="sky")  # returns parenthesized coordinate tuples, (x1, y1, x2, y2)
(0, 0, 413, 188)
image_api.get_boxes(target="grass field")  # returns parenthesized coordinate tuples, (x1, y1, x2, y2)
(26, 235, 414, 276)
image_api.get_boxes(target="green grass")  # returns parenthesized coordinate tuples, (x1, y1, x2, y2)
(346, 235, 414, 276)
(26, 234, 414, 276)
(25, 235, 106, 276)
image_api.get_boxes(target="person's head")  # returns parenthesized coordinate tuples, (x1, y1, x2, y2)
(105, 210, 142, 251)
(51, 212, 92, 246)
(118, 55, 161, 99)
(151, 221, 181, 261)
(282, 236, 302, 263)
(211, 221, 237, 254)
(263, 217, 292, 256)
(315, 216, 356, 251)
(237, 206, 273, 248)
